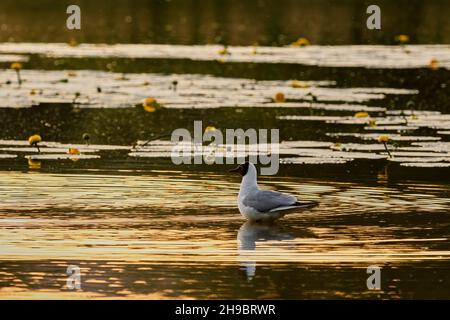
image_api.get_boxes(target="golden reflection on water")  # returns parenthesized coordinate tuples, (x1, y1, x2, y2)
(0, 171, 449, 299)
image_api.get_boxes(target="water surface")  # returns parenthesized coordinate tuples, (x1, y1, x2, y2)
(1, 170, 449, 299)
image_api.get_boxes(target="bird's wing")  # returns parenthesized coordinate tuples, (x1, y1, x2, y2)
(242, 190, 297, 212)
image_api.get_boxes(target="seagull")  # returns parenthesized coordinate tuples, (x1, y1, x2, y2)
(229, 162, 318, 222)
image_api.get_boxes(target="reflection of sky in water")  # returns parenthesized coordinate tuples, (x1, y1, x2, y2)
(0, 171, 449, 298)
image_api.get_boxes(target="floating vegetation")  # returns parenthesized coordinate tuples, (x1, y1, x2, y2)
(68, 147, 81, 155)
(327, 132, 441, 142)
(395, 34, 410, 45)
(291, 80, 310, 88)
(0, 140, 129, 156)
(429, 58, 439, 70)
(0, 70, 341, 109)
(25, 154, 100, 160)
(276, 103, 385, 112)
(142, 97, 160, 112)
(290, 37, 311, 47)
(0, 54, 29, 63)
(410, 142, 450, 152)
(1, 43, 449, 69)
(363, 125, 419, 131)
(354, 112, 369, 118)
(388, 157, 450, 163)
(0, 70, 417, 109)
(280, 157, 349, 164)
(0, 68, 420, 110)
(0, 43, 448, 172)
(0, 154, 17, 159)
(400, 162, 450, 168)
(273, 92, 286, 103)
(217, 46, 230, 55)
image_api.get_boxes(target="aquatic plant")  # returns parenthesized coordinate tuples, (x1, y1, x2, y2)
(378, 135, 392, 158)
(204, 126, 218, 134)
(218, 46, 230, 55)
(291, 37, 310, 47)
(68, 38, 78, 47)
(10, 62, 23, 86)
(251, 44, 258, 55)
(142, 97, 159, 112)
(429, 58, 439, 70)
(82, 133, 91, 146)
(28, 134, 42, 153)
(171, 80, 178, 92)
(274, 92, 286, 103)
(73, 92, 81, 104)
(291, 80, 310, 88)
(68, 148, 81, 155)
(354, 112, 369, 118)
(395, 34, 409, 44)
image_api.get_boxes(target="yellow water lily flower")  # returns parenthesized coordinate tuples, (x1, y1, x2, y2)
(291, 37, 310, 47)
(429, 58, 439, 70)
(354, 112, 370, 118)
(28, 134, 42, 145)
(378, 135, 392, 158)
(142, 97, 159, 112)
(68, 38, 78, 47)
(377, 135, 390, 143)
(68, 148, 81, 155)
(218, 46, 229, 55)
(10, 62, 23, 85)
(291, 80, 310, 88)
(204, 126, 218, 133)
(10, 62, 23, 71)
(273, 92, 286, 103)
(395, 34, 409, 44)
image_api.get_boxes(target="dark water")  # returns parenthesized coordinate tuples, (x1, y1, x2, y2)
(0, 0, 449, 45)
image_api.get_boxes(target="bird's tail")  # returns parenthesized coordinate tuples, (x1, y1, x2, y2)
(269, 200, 319, 214)
(294, 200, 319, 209)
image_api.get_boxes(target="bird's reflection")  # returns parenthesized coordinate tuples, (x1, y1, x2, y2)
(237, 221, 312, 281)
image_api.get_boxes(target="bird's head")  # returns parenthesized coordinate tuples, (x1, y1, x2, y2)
(229, 161, 257, 177)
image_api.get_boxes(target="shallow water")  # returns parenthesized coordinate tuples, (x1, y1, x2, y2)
(0, 169, 449, 299)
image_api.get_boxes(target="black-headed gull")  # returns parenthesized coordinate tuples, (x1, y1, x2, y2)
(229, 162, 318, 222)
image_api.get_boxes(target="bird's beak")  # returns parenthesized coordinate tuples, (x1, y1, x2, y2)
(229, 166, 240, 173)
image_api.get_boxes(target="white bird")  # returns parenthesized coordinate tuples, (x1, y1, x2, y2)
(229, 162, 318, 222)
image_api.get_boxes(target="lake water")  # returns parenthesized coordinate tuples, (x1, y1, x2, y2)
(0, 169, 449, 299)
